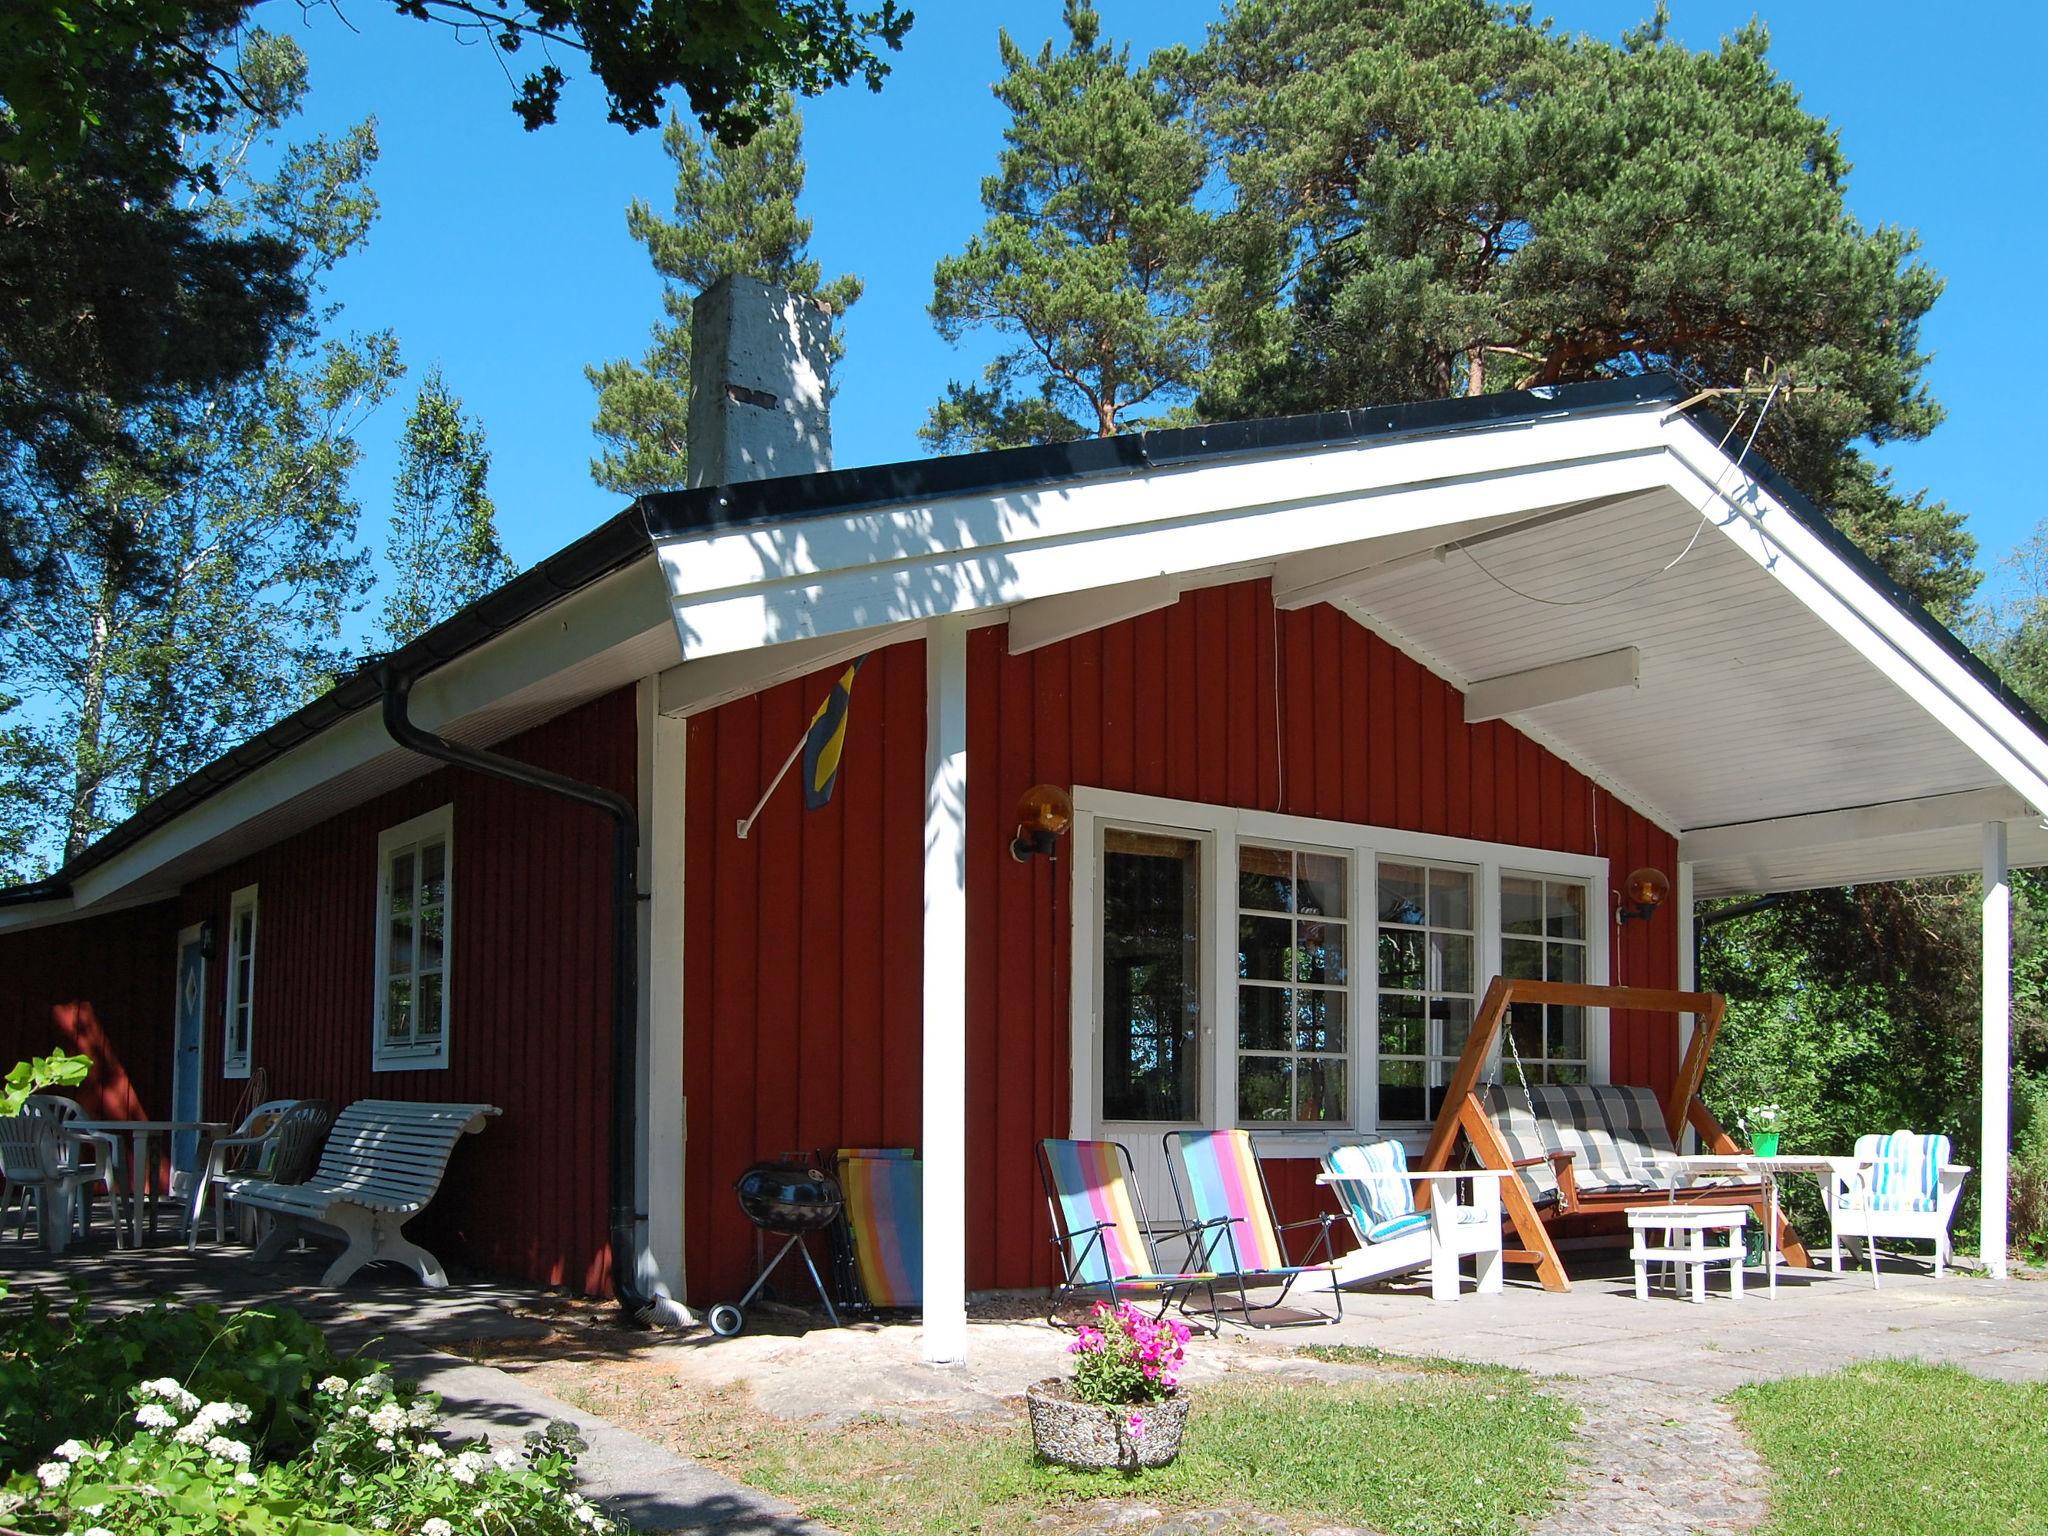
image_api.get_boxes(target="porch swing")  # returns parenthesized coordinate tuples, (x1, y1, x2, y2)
(1414, 978, 1809, 1291)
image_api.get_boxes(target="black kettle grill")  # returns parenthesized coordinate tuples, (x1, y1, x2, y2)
(708, 1157, 845, 1337)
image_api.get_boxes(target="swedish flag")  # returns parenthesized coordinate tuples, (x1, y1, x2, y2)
(801, 655, 868, 810)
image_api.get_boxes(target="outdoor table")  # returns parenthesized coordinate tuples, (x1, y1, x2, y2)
(72, 1119, 227, 1248)
(1645, 1153, 1879, 1297)
(1627, 1205, 1747, 1303)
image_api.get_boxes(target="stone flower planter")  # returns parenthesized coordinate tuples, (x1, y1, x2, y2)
(1026, 1378, 1188, 1470)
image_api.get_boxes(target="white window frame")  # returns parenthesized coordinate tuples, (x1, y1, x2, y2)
(222, 883, 258, 1080)
(1498, 867, 1598, 1087)
(1069, 787, 1610, 1157)
(373, 804, 453, 1072)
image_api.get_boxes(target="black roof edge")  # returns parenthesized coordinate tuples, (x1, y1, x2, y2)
(1678, 403, 2048, 764)
(637, 374, 1683, 539)
(10, 503, 655, 897)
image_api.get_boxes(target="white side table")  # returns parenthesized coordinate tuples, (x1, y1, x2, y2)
(1628, 1205, 1747, 1303)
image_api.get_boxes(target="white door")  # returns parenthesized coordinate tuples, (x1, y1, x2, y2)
(171, 924, 207, 1171)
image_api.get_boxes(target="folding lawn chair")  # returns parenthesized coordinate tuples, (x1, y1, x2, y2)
(1163, 1128, 1342, 1326)
(1037, 1138, 1218, 1324)
(833, 1147, 922, 1310)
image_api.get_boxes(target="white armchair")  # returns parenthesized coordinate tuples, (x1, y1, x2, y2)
(1827, 1130, 1970, 1277)
(1319, 1140, 1505, 1302)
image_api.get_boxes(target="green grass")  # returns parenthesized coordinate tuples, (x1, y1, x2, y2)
(557, 1367, 1575, 1536)
(1294, 1343, 1532, 1380)
(1731, 1360, 2048, 1536)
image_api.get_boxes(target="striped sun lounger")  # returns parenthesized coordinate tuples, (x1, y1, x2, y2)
(835, 1148, 922, 1309)
(1037, 1138, 1217, 1321)
(1164, 1128, 1341, 1326)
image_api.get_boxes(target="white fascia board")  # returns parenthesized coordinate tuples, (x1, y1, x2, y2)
(660, 408, 1664, 601)
(1663, 423, 2048, 811)
(1006, 578, 1183, 655)
(66, 559, 672, 913)
(1464, 647, 1640, 724)
(1678, 787, 2033, 865)
(666, 439, 1673, 660)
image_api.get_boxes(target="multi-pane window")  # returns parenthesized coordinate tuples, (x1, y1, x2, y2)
(1500, 874, 1590, 1084)
(1375, 860, 1477, 1125)
(1237, 845, 1349, 1124)
(1099, 828, 1203, 1122)
(222, 885, 257, 1079)
(374, 806, 452, 1069)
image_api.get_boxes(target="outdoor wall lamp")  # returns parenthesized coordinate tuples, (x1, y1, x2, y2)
(199, 918, 219, 961)
(1614, 866, 1671, 925)
(1010, 784, 1075, 863)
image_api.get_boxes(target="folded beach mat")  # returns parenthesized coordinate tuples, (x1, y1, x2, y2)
(835, 1147, 922, 1308)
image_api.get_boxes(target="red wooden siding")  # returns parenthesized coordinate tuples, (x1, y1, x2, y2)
(682, 642, 928, 1302)
(0, 688, 636, 1293)
(0, 901, 179, 1120)
(685, 577, 1677, 1299)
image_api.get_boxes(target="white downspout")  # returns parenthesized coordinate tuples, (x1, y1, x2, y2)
(922, 616, 971, 1362)
(1982, 821, 2010, 1280)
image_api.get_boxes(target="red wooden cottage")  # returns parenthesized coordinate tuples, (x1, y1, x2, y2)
(4, 279, 2042, 1360)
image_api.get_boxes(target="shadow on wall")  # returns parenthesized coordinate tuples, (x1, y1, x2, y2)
(48, 1000, 149, 1120)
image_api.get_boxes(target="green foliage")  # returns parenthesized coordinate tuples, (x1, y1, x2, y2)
(924, 2, 1219, 450)
(2013, 1074, 2048, 1263)
(2, 1295, 625, 1535)
(0, 1290, 348, 1471)
(587, 102, 859, 495)
(0, 1051, 92, 1117)
(1731, 1360, 2048, 1535)
(383, 367, 513, 647)
(0, 0, 909, 176)
(0, 33, 394, 870)
(1161, 0, 1968, 613)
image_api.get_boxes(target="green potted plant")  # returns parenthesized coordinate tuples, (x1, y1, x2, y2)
(1027, 1302, 1191, 1470)
(1745, 1103, 1783, 1159)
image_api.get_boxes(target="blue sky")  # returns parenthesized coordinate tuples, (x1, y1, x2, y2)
(285, 0, 2045, 629)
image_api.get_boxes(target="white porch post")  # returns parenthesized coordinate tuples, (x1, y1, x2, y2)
(922, 617, 970, 1362)
(1982, 821, 2011, 1280)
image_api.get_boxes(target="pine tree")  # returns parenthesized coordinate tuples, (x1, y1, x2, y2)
(1189, 1, 1969, 613)
(586, 103, 860, 495)
(382, 368, 514, 647)
(923, 1, 1218, 452)
(0, 32, 395, 868)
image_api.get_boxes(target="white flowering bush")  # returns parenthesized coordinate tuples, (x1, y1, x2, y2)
(3, 1366, 627, 1535)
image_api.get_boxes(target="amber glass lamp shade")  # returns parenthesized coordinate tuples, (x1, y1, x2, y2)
(1011, 784, 1075, 862)
(1617, 866, 1671, 923)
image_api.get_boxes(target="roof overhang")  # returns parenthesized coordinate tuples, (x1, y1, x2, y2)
(649, 381, 2048, 898)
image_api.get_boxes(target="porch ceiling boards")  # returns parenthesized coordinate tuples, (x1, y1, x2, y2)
(1327, 488, 2048, 897)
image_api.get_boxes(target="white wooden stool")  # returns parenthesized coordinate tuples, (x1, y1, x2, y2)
(1628, 1205, 1747, 1303)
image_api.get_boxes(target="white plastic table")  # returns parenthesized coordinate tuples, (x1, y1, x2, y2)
(72, 1120, 226, 1247)
(1647, 1153, 1879, 1295)
(1628, 1205, 1747, 1302)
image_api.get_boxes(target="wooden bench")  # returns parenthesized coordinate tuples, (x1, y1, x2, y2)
(229, 1099, 499, 1287)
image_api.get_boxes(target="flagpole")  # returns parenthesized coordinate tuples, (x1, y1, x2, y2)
(736, 730, 808, 840)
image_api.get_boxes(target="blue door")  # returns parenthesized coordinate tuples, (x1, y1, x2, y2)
(172, 926, 206, 1171)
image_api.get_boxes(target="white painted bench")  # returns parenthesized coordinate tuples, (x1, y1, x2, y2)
(230, 1099, 500, 1287)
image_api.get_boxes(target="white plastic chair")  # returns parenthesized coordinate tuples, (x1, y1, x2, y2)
(182, 1099, 316, 1246)
(1827, 1130, 1970, 1277)
(0, 1116, 119, 1253)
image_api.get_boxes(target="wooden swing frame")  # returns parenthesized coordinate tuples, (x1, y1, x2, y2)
(1415, 978, 1809, 1291)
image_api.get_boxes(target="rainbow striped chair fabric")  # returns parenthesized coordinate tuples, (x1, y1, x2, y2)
(1037, 1138, 1217, 1319)
(1827, 1130, 1969, 1277)
(834, 1148, 922, 1309)
(1164, 1129, 1342, 1325)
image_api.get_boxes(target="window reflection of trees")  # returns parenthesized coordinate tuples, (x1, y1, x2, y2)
(1101, 831, 1202, 1122)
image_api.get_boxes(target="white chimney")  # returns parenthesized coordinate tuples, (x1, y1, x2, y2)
(685, 276, 833, 488)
